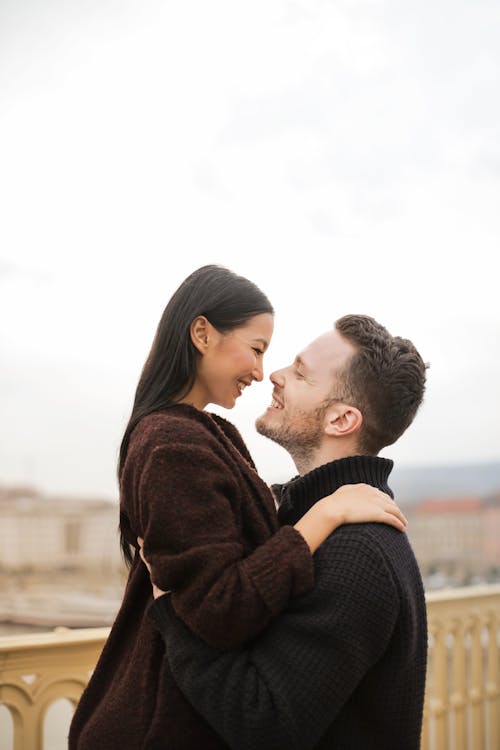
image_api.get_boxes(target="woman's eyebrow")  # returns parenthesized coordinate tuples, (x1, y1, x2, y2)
(253, 338, 269, 350)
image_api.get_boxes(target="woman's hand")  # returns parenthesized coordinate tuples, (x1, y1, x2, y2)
(137, 537, 171, 600)
(319, 483, 408, 531)
(293, 483, 407, 555)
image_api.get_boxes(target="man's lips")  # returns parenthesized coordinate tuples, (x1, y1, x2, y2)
(269, 392, 284, 409)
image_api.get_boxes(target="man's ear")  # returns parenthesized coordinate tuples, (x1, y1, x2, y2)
(324, 403, 363, 438)
(190, 316, 211, 354)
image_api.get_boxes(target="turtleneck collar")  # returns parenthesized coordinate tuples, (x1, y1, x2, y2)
(275, 455, 394, 526)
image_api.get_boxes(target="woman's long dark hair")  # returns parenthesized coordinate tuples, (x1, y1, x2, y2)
(118, 265, 274, 566)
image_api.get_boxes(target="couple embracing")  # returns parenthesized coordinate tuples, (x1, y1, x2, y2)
(70, 265, 427, 750)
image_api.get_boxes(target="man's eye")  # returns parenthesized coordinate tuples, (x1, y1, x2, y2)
(295, 370, 304, 378)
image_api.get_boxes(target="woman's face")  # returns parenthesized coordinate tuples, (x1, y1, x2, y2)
(192, 313, 274, 410)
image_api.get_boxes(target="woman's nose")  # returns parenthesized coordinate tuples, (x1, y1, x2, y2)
(252, 359, 264, 382)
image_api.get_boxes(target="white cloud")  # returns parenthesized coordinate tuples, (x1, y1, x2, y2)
(0, 0, 499, 494)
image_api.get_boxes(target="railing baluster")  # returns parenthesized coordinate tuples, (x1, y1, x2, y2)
(450, 620, 467, 750)
(486, 610, 500, 750)
(420, 693, 430, 750)
(20, 706, 42, 750)
(469, 614, 485, 749)
(431, 621, 449, 749)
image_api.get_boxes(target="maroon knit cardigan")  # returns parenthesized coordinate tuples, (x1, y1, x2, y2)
(69, 404, 313, 749)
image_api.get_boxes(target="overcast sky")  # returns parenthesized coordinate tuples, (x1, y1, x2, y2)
(1, 0, 499, 499)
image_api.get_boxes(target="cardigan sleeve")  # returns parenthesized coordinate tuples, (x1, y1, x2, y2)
(137, 441, 314, 650)
(148, 527, 400, 750)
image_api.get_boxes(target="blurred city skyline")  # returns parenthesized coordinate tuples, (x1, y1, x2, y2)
(1, 0, 499, 498)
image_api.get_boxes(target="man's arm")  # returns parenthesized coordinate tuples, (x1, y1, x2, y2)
(149, 526, 400, 750)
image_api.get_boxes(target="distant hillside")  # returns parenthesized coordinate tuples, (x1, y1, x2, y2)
(390, 461, 500, 505)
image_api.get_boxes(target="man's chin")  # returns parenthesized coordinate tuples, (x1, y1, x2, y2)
(255, 413, 267, 435)
(255, 412, 277, 438)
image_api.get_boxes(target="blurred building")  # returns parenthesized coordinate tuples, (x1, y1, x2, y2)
(0, 484, 123, 573)
(407, 493, 500, 586)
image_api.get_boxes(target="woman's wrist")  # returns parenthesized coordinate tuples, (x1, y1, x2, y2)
(316, 494, 345, 528)
(293, 497, 344, 554)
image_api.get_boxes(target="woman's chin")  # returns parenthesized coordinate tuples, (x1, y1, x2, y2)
(212, 394, 237, 410)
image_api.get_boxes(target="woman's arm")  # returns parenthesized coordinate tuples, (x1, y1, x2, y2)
(140, 483, 406, 596)
(137, 438, 405, 651)
(294, 483, 407, 554)
(137, 441, 315, 650)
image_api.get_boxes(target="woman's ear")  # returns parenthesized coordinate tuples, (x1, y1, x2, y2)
(190, 316, 211, 354)
(324, 403, 363, 439)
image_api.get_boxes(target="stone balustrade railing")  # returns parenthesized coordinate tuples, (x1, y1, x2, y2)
(422, 584, 500, 750)
(1, 584, 500, 750)
(0, 626, 108, 749)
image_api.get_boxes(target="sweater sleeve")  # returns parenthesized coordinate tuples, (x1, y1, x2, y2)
(138, 441, 313, 650)
(148, 527, 400, 750)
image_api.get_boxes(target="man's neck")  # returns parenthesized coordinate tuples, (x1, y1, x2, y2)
(275, 454, 394, 527)
(292, 443, 359, 476)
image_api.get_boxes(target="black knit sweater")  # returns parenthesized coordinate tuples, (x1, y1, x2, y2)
(149, 455, 428, 750)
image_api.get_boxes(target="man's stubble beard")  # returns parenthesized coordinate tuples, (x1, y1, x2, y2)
(255, 405, 326, 471)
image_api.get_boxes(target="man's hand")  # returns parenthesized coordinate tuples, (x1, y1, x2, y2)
(137, 537, 171, 599)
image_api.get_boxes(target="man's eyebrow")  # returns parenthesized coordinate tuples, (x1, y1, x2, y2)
(295, 355, 308, 370)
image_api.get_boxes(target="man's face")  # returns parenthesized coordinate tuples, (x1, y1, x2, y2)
(255, 328, 356, 455)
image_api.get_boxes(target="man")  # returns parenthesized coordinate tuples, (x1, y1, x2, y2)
(144, 314, 428, 750)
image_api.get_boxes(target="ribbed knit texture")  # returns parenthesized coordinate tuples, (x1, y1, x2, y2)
(149, 454, 428, 750)
(275, 454, 394, 525)
(68, 404, 313, 750)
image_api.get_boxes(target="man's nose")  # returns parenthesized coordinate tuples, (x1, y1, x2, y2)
(270, 369, 285, 387)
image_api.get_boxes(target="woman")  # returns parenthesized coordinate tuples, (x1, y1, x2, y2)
(69, 265, 405, 749)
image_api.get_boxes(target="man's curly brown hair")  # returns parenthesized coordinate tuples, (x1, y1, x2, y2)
(332, 315, 428, 454)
